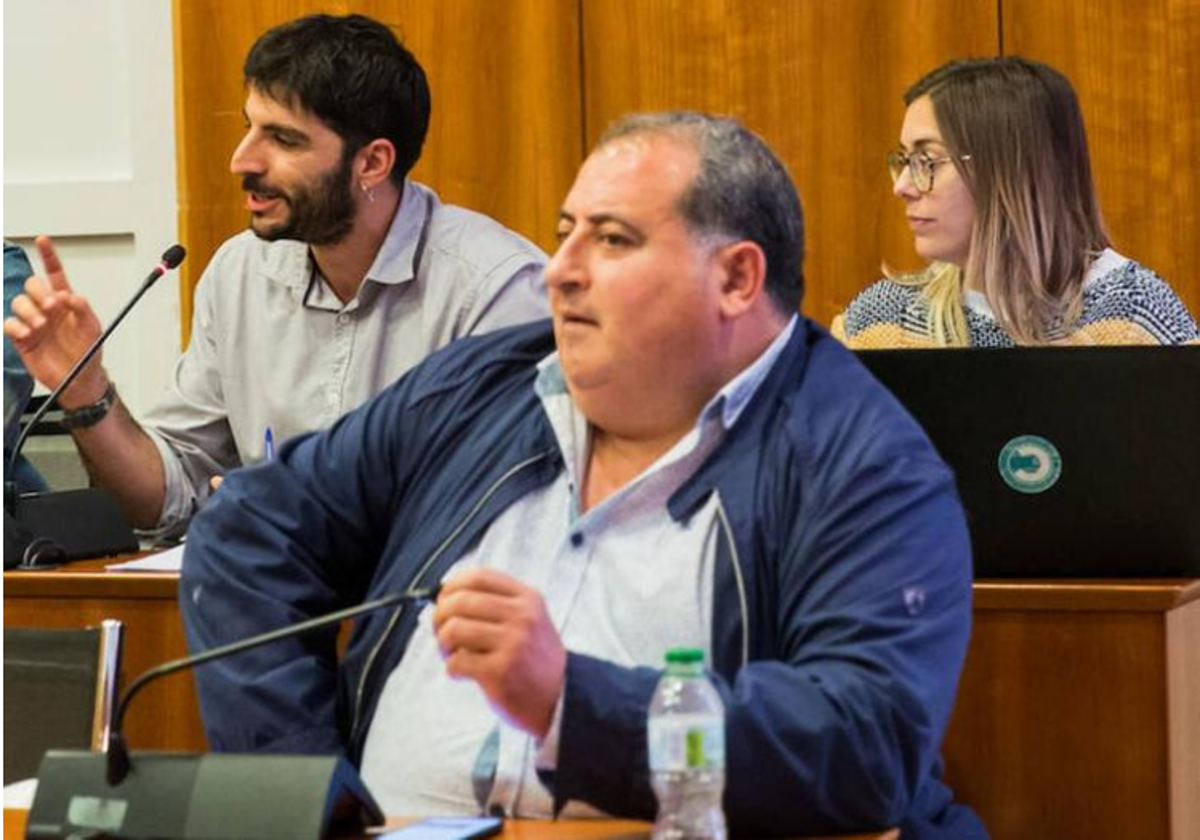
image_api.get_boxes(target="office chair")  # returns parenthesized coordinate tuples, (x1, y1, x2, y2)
(3, 620, 124, 781)
(13, 393, 88, 492)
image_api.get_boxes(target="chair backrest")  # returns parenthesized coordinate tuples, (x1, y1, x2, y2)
(14, 394, 88, 493)
(20, 394, 68, 437)
(3, 619, 123, 781)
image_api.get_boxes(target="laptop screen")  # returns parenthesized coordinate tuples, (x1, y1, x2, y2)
(856, 346, 1200, 578)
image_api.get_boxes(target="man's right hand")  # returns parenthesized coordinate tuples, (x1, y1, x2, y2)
(2, 235, 108, 408)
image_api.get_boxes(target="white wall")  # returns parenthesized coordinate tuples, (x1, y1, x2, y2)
(3, 0, 180, 418)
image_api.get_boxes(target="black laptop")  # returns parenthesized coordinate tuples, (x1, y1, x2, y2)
(856, 346, 1200, 578)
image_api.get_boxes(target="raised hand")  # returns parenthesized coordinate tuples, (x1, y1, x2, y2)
(2, 235, 108, 407)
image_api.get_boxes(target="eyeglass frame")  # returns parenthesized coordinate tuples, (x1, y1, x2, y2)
(887, 149, 972, 194)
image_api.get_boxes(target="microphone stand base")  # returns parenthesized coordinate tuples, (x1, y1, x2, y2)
(26, 750, 384, 839)
(4, 488, 138, 569)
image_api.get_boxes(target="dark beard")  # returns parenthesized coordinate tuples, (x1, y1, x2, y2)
(243, 154, 357, 246)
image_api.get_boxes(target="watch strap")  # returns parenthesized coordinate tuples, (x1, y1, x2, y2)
(60, 383, 119, 430)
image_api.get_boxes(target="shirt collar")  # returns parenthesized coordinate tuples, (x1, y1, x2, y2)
(364, 179, 432, 287)
(705, 315, 797, 430)
(263, 179, 433, 295)
(534, 314, 798, 486)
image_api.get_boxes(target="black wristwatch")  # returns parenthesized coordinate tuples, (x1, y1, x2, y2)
(60, 383, 119, 430)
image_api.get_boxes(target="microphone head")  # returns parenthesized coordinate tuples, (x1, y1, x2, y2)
(161, 244, 186, 270)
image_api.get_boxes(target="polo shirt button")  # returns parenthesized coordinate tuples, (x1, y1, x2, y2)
(570, 532, 584, 548)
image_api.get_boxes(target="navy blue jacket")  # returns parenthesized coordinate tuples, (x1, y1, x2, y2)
(182, 318, 986, 838)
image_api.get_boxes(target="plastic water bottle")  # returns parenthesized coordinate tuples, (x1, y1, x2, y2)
(647, 648, 727, 840)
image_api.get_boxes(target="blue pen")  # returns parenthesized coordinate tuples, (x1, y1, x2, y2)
(264, 427, 276, 461)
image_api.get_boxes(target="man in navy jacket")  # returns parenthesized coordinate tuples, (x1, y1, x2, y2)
(182, 112, 985, 838)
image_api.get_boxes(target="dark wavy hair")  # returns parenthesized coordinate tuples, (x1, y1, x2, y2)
(244, 14, 431, 184)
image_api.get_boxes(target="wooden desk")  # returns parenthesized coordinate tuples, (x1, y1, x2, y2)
(7, 563, 1199, 839)
(4, 557, 206, 752)
(1, 808, 897, 839)
(944, 579, 1200, 840)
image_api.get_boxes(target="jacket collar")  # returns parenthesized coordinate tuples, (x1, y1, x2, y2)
(667, 316, 814, 521)
(499, 318, 815, 524)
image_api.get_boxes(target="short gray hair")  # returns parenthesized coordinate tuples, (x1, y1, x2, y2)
(598, 112, 804, 312)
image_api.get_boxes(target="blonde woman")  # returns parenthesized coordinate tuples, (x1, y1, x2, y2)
(833, 57, 1198, 348)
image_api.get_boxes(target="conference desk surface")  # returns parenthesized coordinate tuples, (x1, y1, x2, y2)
(1, 808, 898, 839)
(5, 560, 1200, 840)
(9, 554, 1197, 611)
(5, 555, 179, 598)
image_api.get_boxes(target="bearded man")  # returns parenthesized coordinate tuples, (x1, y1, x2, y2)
(3, 14, 547, 536)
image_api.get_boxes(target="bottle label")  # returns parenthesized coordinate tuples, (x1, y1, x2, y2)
(648, 715, 725, 771)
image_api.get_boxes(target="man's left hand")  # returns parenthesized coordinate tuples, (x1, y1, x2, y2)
(433, 568, 566, 739)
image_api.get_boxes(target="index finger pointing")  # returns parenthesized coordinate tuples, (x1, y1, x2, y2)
(35, 235, 72, 293)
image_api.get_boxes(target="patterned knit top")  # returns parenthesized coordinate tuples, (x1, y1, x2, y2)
(831, 250, 1200, 348)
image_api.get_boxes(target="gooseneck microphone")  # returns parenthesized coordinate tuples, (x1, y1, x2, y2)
(28, 582, 440, 839)
(7, 244, 186, 473)
(105, 582, 441, 785)
(4, 245, 185, 569)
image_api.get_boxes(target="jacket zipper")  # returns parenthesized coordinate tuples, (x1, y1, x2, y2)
(714, 492, 751, 668)
(349, 451, 553, 744)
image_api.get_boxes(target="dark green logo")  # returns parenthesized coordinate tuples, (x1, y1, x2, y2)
(998, 435, 1062, 494)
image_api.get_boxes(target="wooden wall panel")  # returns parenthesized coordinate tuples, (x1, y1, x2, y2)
(580, 0, 999, 326)
(173, 0, 581, 343)
(175, 1, 1199, 335)
(1003, 0, 1200, 320)
(946, 607, 1171, 839)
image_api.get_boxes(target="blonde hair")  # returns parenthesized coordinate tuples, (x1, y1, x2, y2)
(890, 262, 969, 346)
(903, 57, 1109, 345)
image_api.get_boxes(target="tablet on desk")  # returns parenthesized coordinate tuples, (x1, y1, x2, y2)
(382, 816, 503, 839)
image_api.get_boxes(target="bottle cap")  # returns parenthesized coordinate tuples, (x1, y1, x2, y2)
(664, 648, 704, 665)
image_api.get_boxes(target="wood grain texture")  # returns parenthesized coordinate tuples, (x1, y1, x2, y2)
(1167, 597, 1200, 839)
(8, 567, 1197, 838)
(580, 0, 999, 326)
(1, 807, 898, 840)
(173, 0, 334, 343)
(4, 559, 345, 756)
(943, 582, 1200, 839)
(374, 0, 583, 248)
(4, 568, 207, 754)
(172, 0, 580, 343)
(1002, 0, 1200, 322)
(972, 577, 1200, 612)
(173, 1, 1199, 336)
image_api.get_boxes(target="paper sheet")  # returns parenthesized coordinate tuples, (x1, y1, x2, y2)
(3, 778, 37, 809)
(105, 543, 185, 572)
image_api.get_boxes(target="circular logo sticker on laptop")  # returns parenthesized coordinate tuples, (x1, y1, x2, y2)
(998, 435, 1062, 494)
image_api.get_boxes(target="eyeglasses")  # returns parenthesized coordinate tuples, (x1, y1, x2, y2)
(887, 149, 971, 193)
